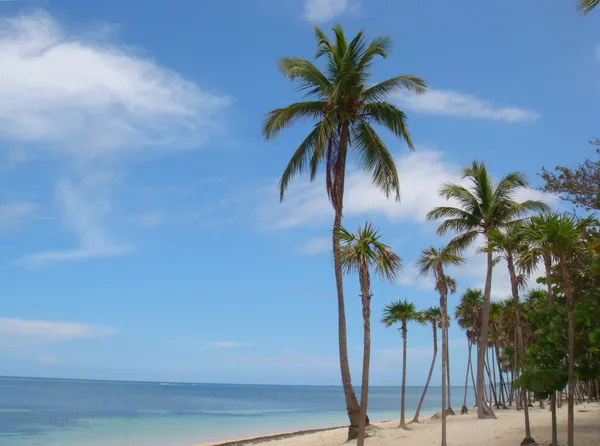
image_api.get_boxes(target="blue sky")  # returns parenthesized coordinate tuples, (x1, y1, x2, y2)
(0, 0, 598, 386)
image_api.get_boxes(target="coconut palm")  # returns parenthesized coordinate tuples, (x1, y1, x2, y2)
(336, 223, 402, 446)
(489, 224, 536, 445)
(262, 25, 426, 439)
(412, 306, 442, 423)
(577, 0, 599, 14)
(426, 161, 549, 419)
(382, 299, 422, 429)
(444, 277, 457, 416)
(416, 246, 465, 446)
(528, 213, 595, 446)
(455, 288, 483, 414)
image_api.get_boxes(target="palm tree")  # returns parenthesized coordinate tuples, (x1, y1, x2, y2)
(444, 277, 457, 416)
(489, 224, 536, 445)
(263, 25, 426, 439)
(416, 246, 465, 446)
(382, 299, 422, 429)
(529, 213, 595, 446)
(455, 288, 483, 414)
(336, 223, 402, 446)
(412, 306, 442, 423)
(577, 0, 599, 14)
(426, 161, 549, 419)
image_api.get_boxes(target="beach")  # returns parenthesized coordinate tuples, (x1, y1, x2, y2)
(203, 402, 600, 446)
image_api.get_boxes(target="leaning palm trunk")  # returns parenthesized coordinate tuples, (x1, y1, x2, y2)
(507, 254, 535, 445)
(413, 321, 438, 423)
(477, 245, 496, 418)
(399, 320, 408, 428)
(440, 288, 448, 446)
(461, 340, 472, 414)
(356, 263, 372, 446)
(446, 336, 454, 415)
(331, 133, 362, 440)
(559, 256, 576, 446)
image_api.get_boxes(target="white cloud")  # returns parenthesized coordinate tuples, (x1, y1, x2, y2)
(20, 178, 131, 266)
(304, 0, 352, 23)
(394, 89, 540, 123)
(137, 212, 164, 227)
(259, 150, 462, 229)
(297, 236, 331, 255)
(0, 318, 115, 348)
(208, 341, 254, 349)
(0, 11, 230, 156)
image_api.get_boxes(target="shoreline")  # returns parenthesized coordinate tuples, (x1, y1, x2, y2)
(199, 403, 600, 446)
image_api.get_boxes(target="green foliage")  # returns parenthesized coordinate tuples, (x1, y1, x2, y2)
(263, 25, 426, 203)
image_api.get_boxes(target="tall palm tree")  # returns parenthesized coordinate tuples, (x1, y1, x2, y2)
(336, 223, 402, 446)
(489, 224, 536, 445)
(416, 246, 465, 446)
(426, 161, 549, 419)
(529, 213, 595, 446)
(455, 288, 483, 414)
(412, 306, 442, 423)
(263, 25, 426, 439)
(382, 299, 422, 429)
(577, 0, 599, 14)
(444, 277, 457, 416)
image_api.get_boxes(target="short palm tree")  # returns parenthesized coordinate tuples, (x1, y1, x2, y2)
(412, 306, 441, 423)
(382, 299, 422, 429)
(426, 160, 549, 419)
(416, 246, 464, 446)
(263, 25, 426, 439)
(455, 287, 483, 414)
(336, 223, 402, 446)
(530, 213, 595, 446)
(489, 224, 535, 445)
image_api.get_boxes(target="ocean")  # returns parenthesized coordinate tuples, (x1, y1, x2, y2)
(0, 376, 471, 446)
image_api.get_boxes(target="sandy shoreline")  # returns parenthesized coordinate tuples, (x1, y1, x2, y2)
(201, 403, 600, 446)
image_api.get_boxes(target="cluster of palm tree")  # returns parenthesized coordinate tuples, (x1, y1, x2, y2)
(263, 21, 598, 446)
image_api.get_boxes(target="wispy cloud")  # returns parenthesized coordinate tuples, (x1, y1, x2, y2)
(304, 0, 353, 23)
(297, 236, 331, 255)
(395, 89, 540, 122)
(0, 11, 230, 156)
(20, 178, 131, 266)
(0, 201, 35, 226)
(0, 318, 116, 348)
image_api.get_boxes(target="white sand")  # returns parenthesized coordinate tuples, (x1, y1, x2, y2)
(203, 403, 600, 446)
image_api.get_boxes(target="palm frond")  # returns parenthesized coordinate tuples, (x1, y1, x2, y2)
(362, 76, 426, 102)
(352, 121, 401, 200)
(577, 0, 599, 14)
(360, 102, 414, 149)
(278, 57, 332, 97)
(262, 101, 326, 139)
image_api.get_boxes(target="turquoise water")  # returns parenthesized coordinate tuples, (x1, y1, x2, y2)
(0, 377, 467, 446)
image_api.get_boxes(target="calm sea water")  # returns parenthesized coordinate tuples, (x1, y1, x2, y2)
(0, 377, 468, 446)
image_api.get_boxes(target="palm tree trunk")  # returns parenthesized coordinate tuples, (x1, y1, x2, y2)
(446, 333, 454, 415)
(544, 254, 558, 446)
(507, 254, 535, 444)
(357, 264, 371, 446)
(413, 322, 438, 423)
(461, 339, 472, 414)
(470, 351, 477, 405)
(331, 125, 361, 441)
(559, 256, 575, 446)
(485, 355, 499, 408)
(495, 344, 507, 408)
(399, 320, 408, 428)
(490, 347, 498, 408)
(477, 242, 495, 419)
(440, 287, 448, 446)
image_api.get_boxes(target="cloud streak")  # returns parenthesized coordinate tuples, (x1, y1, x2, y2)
(297, 236, 331, 255)
(395, 89, 540, 122)
(0, 318, 116, 348)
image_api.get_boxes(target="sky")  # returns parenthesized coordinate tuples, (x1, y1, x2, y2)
(0, 0, 598, 387)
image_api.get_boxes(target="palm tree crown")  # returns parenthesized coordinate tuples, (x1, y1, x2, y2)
(381, 300, 420, 327)
(426, 160, 550, 250)
(337, 223, 402, 281)
(263, 25, 426, 205)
